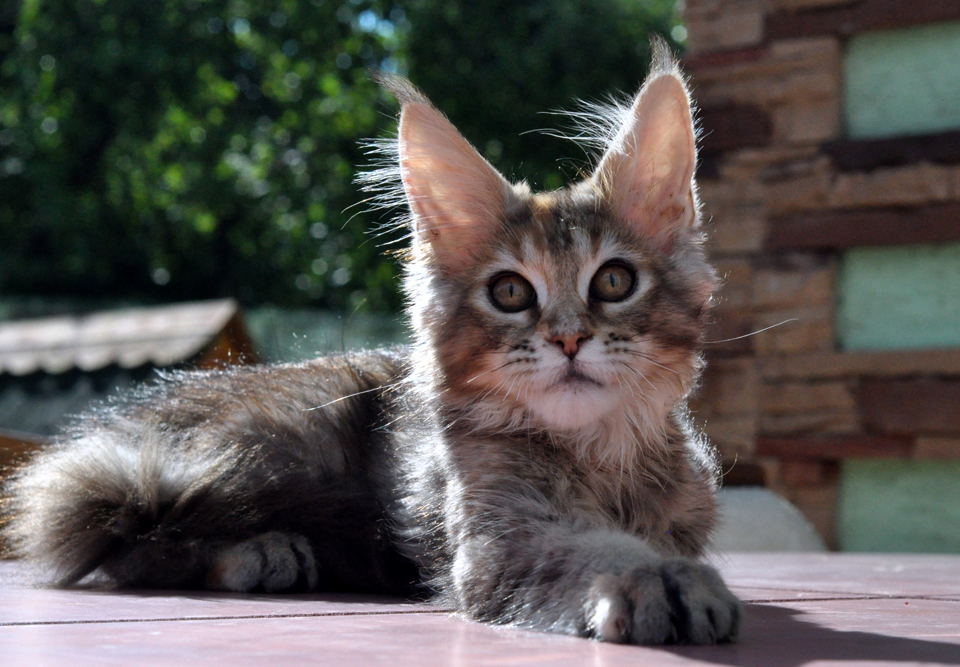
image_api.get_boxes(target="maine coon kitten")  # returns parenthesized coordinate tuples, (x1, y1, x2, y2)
(3, 43, 741, 645)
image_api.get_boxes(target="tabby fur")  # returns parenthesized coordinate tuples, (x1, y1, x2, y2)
(4, 40, 740, 645)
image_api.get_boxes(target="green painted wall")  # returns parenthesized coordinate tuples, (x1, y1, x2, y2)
(845, 21, 960, 138)
(839, 460, 960, 552)
(836, 243, 960, 351)
(819, 23, 960, 553)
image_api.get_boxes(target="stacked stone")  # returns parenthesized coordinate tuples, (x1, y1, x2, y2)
(683, 0, 960, 545)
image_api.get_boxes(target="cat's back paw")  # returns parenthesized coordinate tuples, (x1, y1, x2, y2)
(585, 560, 740, 645)
(207, 532, 318, 593)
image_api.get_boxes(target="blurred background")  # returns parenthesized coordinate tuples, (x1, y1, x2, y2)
(0, 0, 680, 318)
(2, 0, 960, 555)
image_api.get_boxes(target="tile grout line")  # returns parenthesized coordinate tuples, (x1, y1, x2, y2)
(741, 594, 960, 604)
(0, 608, 454, 628)
(733, 584, 960, 598)
(4, 596, 956, 627)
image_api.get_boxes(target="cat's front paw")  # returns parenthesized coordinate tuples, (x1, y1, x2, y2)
(585, 560, 740, 645)
(207, 532, 318, 593)
(659, 559, 741, 644)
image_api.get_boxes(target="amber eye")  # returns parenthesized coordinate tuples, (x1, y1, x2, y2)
(489, 273, 536, 312)
(590, 263, 635, 302)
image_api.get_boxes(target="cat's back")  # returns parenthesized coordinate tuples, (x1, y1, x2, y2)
(3, 345, 418, 589)
(130, 346, 410, 442)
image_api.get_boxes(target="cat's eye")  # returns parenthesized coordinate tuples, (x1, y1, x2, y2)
(489, 273, 536, 312)
(590, 263, 635, 302)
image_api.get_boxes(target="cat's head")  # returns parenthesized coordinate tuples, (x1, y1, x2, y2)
(374, 42, 717, 448)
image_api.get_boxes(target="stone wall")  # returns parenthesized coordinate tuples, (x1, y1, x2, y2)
(683, 0, 960, 546)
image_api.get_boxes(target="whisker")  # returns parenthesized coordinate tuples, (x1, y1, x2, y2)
(466, 359, 522, 384)
(302, 382, 403, 412)
(704, 318, 798, 344)
(619, 350, 683, 377)
(503, 376, 520, 402)
(616, 360, 658, 392)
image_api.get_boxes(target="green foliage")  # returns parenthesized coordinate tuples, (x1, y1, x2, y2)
(0, 0, 680, 311)
(404, 0, 681, 190)
(1, 0, 405, 310)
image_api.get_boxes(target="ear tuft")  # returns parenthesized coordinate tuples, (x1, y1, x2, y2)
(592, 37, 700, 248)
(375, 72, 431, 106)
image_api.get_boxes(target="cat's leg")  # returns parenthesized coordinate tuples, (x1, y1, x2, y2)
(207, 532, 319, 593)
(451, 526, 741, 645)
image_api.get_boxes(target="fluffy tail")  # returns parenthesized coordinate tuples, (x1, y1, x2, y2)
(3, 354, 421, 592)
(3, 419, 235, 586)
(4, 418, 418, 592)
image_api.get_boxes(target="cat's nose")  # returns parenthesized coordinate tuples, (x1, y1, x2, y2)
(550, 333, 591, 360)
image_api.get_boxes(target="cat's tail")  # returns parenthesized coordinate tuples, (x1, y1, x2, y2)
(3, 418, 234, 587)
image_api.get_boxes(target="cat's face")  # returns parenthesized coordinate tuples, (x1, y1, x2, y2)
(383, 45, 717, 438)
(426, 185, 714, 433)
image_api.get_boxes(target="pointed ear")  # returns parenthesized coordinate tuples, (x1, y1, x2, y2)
(592, 46, 699, 247)
(384, 77, 513, 272)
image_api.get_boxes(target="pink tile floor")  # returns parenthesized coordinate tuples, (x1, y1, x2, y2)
(2, 553, 959, 666)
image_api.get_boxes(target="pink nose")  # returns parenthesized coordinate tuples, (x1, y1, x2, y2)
(550, 333, 591, 360)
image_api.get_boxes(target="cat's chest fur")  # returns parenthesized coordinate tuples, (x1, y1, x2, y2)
(403, 414, 717, 567)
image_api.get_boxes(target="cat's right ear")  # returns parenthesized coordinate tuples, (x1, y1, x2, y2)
(381, 76, 513, 272)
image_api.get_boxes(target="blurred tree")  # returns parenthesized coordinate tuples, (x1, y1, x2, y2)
(403, 0, 681, 190)
(0, 0, 680, 312)
(1, 0, 406, 310)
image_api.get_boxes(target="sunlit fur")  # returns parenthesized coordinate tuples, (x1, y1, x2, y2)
(3, 41, 740, 646)
(387, 40, 717, 474)
(407, 187, 716, 473)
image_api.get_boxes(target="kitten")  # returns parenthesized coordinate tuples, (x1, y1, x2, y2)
(3, 41, 740, 645)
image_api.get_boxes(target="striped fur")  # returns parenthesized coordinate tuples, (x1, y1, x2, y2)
(3, 41, 740, 645)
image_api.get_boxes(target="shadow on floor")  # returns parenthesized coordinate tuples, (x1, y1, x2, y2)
(664, 602, 960, 667)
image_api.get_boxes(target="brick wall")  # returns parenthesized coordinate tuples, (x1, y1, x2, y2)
(683, 0, 960, 546)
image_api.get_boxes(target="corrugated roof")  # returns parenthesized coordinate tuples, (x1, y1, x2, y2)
(0, 299, 240, 376)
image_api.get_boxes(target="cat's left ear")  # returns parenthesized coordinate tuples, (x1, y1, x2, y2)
(592, 40, 699, 248)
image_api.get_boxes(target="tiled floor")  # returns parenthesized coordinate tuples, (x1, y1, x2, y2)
(2, 553, 959, 666)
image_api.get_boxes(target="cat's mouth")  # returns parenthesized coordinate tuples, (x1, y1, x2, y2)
(556, 368, 602, 388)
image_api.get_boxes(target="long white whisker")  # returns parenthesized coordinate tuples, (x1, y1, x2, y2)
(704, 318, 799, 344)
(466, 359, 520, 384)
(302, 382, 402, 411)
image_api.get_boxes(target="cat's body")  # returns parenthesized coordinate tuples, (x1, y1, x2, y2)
(4, 43, 741, 645)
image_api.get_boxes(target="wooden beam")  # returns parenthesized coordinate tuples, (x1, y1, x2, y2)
(767, 203, 960, 252)
(758, 435, 913, 460)
(759, 349, 960, 380)
(684, 46, 767, 74)
(699, 104, 773, 154)
(859, 378, 960, 434)
(0, 429, 46, 476)
(767, 0, 960, 40)
(195, 313, 260, 369)
(822, 131, 960, 172)
(719, 461, 767, 487)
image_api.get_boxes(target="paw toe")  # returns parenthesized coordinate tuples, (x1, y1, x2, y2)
(207, 542, 264, 592)
(290, 534, 319, 591)
(586, 568, 673, 645)
(587, 575, 630, 643)
(660, 559, 742, 645)
(258, 532, 300, 593)
(207, 532, 318, 593)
